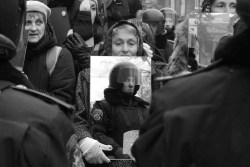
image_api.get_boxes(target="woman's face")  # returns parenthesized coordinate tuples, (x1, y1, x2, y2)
(90, 0, 97, 24)
(111, 27, 138, 56)
(25, 12, 45, 43)
(211, 0, 236, 13)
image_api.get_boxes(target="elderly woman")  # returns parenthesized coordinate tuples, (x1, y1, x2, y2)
(73, 20, 162, 164)
(202, 0, 236, 13)
(23, 1, 75, 104)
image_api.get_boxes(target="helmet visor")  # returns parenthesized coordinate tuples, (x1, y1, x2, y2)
(163, 13, 177, 25)
(116, 66, 141, 85)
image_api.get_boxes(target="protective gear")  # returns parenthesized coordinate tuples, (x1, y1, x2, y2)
(0, 0, 26, 60)
(160, 7, 178, 27)
(64, 32, 90, 69)
(109, 62, 141, 95)
(142, 9, 165, 35)
(79, 137, 112, 164)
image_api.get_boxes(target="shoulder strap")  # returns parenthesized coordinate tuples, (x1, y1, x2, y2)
(46, 46, 62, 75)
(11, 86, 74, 114)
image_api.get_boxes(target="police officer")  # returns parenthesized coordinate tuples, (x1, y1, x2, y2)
(132, 0, 250, 166)
(90, 62, 149, 159)
(0, 0, 75, 166)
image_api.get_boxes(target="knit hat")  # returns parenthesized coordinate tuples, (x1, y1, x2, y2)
(26, 1, 51, 19)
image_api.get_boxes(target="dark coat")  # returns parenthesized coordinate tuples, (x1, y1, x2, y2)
(90, 88, 149, 157)
(0, 63, 74, 167)
(132, 28, 250, 167)
(24, 23, 76, 104)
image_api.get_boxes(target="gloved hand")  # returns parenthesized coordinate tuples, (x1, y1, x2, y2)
(79, 137, 112, 164)
(64, 32, 90, 69)
(143, 42, 153, 58)
(113, 147, 131, 159)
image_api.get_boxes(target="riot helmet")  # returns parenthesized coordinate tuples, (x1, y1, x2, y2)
(142, 9, 165, 36)
(0, 0, 26, 60)
(109, 62, 141, 95)
(160, 7, 178, 31)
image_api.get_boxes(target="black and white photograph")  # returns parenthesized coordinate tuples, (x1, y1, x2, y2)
(1, 0, 250, 167)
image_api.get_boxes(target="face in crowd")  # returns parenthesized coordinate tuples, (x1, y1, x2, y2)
(90, 0, 97, 24)
(122, 76, 135, 94)
(111, 24, 139, 56)
(25, 12, 46, 43)
(164, 17, 174, 31)
(211, 0, 236, 13)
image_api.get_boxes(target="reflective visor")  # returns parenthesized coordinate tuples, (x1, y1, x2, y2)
(163, 13, 177, 25)
(116, 67, 141, 85)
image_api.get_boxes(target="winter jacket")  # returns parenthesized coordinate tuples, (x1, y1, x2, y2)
(24, 23, 76, 104)
(0, 61, 74, 167)
(73, 68, 92, 139)
(90, 88, 149, 158)
(132, 27, 250, 167)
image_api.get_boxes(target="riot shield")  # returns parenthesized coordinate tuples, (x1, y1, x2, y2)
(188, 12, 237, 66)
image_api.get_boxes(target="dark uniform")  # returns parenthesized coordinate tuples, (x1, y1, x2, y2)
(0, 81, 74, 167)
(0, 0, 75, 166)
(90, 62, 149, 159)
(132, 0, 250, 166)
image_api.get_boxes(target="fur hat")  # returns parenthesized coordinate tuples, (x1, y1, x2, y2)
(26, 1, 51, 19)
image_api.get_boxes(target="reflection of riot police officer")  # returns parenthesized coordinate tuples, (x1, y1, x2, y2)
(0, 0, 74, 166)
(90, 62, 149, 159)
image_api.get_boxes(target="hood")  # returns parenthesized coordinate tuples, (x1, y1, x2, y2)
(214, 27, 250, 65)
(104, 87, 149, 106)
(99, 20, 144, 56)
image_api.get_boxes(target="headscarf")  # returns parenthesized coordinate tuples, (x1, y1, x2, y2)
(99, 20, 144, 56)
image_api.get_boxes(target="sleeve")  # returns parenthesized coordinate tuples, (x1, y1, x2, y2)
(49, 47, 76, 104)
(90, 101, 121, 155)
(132, 105, 212, 167)
(22, 108, 73, 167)
(72, 11, 93, 41)
(23, 125, 72, 167)
(73, 69, 92, 139)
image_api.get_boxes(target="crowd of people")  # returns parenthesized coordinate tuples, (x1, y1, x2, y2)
(1, 0, 250, 166)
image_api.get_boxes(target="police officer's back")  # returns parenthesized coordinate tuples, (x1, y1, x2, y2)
(0, 0, 74, 166)
(132, 0, 250, 166)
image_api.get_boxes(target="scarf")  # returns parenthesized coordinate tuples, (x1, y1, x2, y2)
(26, 22, 57, 60)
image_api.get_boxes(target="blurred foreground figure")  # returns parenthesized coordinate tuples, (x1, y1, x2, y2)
(0, 0, 74, 166)
(132, 0, 250, 166)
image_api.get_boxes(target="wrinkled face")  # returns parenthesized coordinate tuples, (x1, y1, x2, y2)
(90, 0, 97, 24)
(211, 0, 236, 13)
(122, 76, 135, 94)
(25, 12, 45, 43)
(112, 27, 138, 56)
(164, 17, 174, 31)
